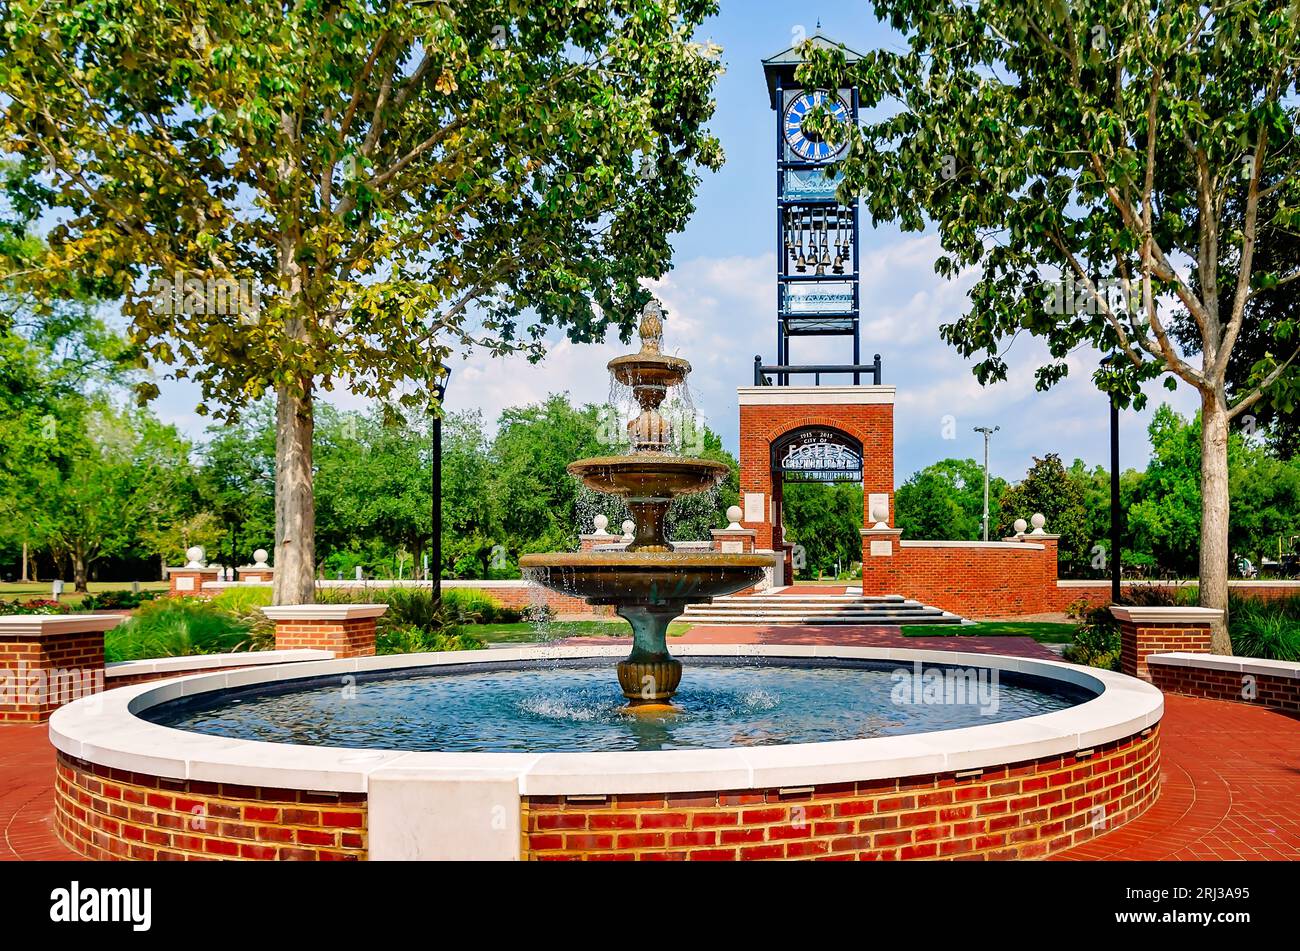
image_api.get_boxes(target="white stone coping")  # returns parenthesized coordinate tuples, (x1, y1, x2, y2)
(0, 614, 125, 638)
(106, 649, 334, 680)
(1109, 606, 1223, 625)
(900, 540, 1045, 551)
(737, 385, 896, 406)
(261, 604, 388, 621)
(49, 645, 1161, 799)
(1147, 651, 1300, 680)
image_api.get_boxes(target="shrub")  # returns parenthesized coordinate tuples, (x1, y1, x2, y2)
(79, 589, 163, 611)
(0, 598, 68, 616)
(1063, 600, 1120, 671)
(1229, 592, 1300, 661)
(104, 598, 258, 662)
(209, 586, 274, 614)
(375, 624, 485, 655)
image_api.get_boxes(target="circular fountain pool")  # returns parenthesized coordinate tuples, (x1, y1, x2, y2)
(141, 658, 1096, 753)
(49, 645, 1164, 862)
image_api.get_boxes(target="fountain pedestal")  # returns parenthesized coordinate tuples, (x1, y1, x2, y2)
(615, 604, 685, 704)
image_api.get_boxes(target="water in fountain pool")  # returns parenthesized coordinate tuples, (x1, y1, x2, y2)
(142, 660, 1094, 753)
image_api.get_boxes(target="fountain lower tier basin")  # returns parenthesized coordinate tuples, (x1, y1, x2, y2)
(49, 645, 1164, 862)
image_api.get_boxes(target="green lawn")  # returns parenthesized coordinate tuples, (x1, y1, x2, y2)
(0, 580, 169, 606)
(900, 621, 1077, 643)
(468, 620, 691, 644)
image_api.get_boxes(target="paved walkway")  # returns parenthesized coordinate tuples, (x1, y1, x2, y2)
(3, 629, 1297, 861)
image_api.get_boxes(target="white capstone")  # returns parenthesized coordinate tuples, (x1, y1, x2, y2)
(726, 505, 743, 530)
(185, 546, 206, 568)
(591, 514, 610, 536)
(1030, 513, 1046, 534)
(1013, 518, 1028, 535)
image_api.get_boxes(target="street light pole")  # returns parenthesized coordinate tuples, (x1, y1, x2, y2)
(974, 425, 1000, 542)
(431, 368, 450, 604)
(1110, 392, 1122, 604)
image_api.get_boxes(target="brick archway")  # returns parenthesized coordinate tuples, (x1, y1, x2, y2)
(737, 386, 895, 573)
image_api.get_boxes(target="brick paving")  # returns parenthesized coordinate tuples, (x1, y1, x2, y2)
(2, 629, 1297, 861)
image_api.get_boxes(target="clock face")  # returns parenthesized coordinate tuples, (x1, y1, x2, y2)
(783, 91, 850, 162)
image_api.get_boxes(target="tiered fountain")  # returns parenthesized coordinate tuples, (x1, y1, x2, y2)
(520, 301, 771, 708)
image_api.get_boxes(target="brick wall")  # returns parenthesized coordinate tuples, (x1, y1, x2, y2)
(1149, 663, 1300, 716)
(1051, 581, 1300, 614)
(872, 543, 1053, 618)
(0, 632, 104, 723)
(521, 726, 1160, 861)
(1119, 621, 1212, 682)
(55, 751, 367, 861)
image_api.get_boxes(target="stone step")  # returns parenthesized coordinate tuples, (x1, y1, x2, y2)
(679, 613, 964, 626)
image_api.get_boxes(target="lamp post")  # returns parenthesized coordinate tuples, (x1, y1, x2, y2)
(431, 367, 450, 604)
(974, 425, 1000, 542)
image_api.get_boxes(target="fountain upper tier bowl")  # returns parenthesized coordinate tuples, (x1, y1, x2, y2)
(567, 454, 729, 498)
(607, 351, 691, 389)
(519, 551, 772, 606)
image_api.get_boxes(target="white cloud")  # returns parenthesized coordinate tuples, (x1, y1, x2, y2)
(148, 236, 1204, 486)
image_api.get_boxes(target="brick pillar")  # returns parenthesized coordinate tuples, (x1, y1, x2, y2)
(1111, 606, 1220, 682)
(0, 615, 121, 723)
(262, 605, 388, 658)
(860, 527, 904, 596)
(169, 567, 220, 596)
(711, 529, 757, 554)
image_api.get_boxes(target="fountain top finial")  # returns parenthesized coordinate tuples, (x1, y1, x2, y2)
(638, 299, 664, 355)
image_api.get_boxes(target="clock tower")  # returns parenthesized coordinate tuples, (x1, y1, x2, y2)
(761, 33, 864, 382)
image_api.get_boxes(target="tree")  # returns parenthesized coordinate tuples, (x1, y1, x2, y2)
(895, 458, 1006, 541)
(3, 0, 725, 603)
(804, 1, 1300, 650)
(781, 482, 863, 577)
(36, 406, 194, 591)
(198, 405, 277, 569)
(997, 454, 1093, 576)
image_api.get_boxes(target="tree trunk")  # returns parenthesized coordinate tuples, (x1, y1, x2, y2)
(272, 380, 317, 605)
(20, 542, 30, 583)
(72, 551, 89, 594)
(1199, 392, 1232, 654)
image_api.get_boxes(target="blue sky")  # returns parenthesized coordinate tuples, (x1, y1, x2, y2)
(152, 1, 1202, 484)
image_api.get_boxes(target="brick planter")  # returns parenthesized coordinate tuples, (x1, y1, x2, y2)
(0, 615, 121, 723)
(1147, 653, 1300, 716)
(261, 604, 388, 658)
(1110, 606, 1220, 682)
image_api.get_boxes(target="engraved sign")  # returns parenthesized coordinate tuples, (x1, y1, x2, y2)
(774, 428, 863, 483)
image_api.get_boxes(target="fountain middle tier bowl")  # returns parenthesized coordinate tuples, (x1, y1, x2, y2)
(519, 551, 771, 605)
(606, 352, 691, 388)
(567, 455, 730, 498)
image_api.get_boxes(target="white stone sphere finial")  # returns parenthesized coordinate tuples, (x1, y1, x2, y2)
(185, 546, 205, 568)
(726, 505, 743, 530)
(1030, 513, 1047, 534)
(253, 548, 270, 567)
(1013, 518, 1028, 535)
(621, 519, 636, 539)
(592, 514, 610, 536)
(870, 500, 889, 529)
